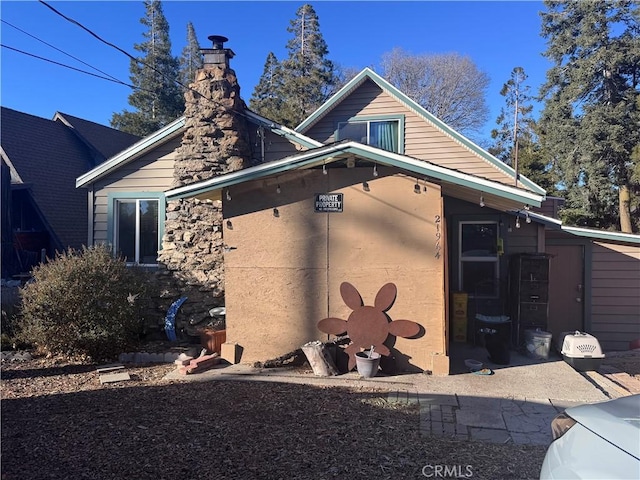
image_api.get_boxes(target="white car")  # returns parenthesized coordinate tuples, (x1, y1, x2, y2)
(540, 394, 640, 479)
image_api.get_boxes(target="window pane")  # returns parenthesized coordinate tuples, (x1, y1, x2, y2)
(370, 121, 399, 152)
(337, 122, 367, 143)
(139, 200, 158, 264)
(117, 201, 136, 261)
(462, 262, 497, 295)
(461, 223, 497, 257)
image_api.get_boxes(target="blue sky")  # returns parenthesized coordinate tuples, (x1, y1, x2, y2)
(1, 1, 551, 144)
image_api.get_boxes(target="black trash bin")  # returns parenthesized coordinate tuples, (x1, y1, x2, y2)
(481, 328, 511, 365)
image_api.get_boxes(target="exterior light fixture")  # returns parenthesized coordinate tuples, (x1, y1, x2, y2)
(362, 181, 370, 192)
(226, 220, 233, 230)
(414, 182, 421, 194)
(322, 164, 328, 175)
(526, 212, 531, 223)
(225, 189, 231, 201)
(515, 216, 521, 229)
(276, 184, 281, 194)
(273, 208, 279, 217)
(479, 195, 485, 207)
(373, 164, 378, 177)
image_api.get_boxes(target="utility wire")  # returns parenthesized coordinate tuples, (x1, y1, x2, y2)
(37, 0, 255, 121)
(1, 44, 138, 87)
(38, 0, 195, 94)
(1, 18, 122, 84)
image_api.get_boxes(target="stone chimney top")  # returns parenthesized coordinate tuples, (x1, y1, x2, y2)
(201, 35, 235, 68)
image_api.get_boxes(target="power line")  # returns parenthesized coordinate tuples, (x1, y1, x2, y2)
(38, 0, 194, 94)
(1, 18, 122, 84)
(1, 44, 137, 87)
(37, 0, 253, 120)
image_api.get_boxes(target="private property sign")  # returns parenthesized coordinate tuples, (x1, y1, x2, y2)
(314, 193, 343, 213)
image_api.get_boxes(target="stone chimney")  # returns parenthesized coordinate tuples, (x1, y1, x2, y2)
(157, 35, 251, 333)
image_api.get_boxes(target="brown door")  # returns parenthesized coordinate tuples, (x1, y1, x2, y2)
(547, 245, 584, 346)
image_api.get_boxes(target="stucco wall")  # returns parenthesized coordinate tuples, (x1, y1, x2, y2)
(222, 166, 447, 373)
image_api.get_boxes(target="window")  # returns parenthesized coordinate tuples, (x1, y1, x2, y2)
(109, 193, 164, 265)
(459, 221, 499, 297)
(336, 116, 403, 153)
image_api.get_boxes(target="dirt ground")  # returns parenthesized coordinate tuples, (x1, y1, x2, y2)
(1, 354, 548, 480)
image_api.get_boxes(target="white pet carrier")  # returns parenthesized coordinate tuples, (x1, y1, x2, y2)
(561, 331, 605, 371)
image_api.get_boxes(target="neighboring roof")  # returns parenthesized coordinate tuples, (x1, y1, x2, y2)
(53, 112, 141, 161)
(0, 107, 99, 249)
(296, 68, 546, 196)
(165, 140, 545, 208)
(520, 210, 640, 244)
(76, 110, 322, 188)
(561, 225, 640, 245)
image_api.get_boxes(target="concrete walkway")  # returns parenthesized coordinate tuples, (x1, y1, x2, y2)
(164, 348, 612, 446)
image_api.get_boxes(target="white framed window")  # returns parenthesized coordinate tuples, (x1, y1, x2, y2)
(336, 116, 403, 153)
(458, 221, 499, 297)
(108, 193, 164, 266)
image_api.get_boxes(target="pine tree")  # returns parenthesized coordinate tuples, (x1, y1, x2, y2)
(539, 0, 640, 231)
(251, 4, 336, 127)
(179, 22, 203, 87)
(249, 52, 286, 124)
(111, 0, 184, 137)
(490, 67, 553, 192)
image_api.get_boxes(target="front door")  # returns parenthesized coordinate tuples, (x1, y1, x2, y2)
(547, 245, 584, 344)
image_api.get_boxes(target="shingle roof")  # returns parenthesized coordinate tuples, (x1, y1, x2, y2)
(54, 112, 140, 161)
(0, 107, 138, 250)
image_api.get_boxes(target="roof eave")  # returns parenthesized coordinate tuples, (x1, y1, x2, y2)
(76, 116, 186, 188)
(295, 68, 546, 196)
(166, 141, 544, 208)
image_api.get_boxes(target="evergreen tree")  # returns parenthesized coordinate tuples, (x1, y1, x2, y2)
(251, 4, 336, 127)
(111, 0, 183, 137)
(490, 67, 554, 192)
(538, 0, 640, 232)
(249, 52, 286, 124)
(179, 22, 203, 87)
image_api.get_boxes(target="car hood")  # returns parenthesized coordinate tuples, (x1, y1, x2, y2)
(567, 394, 640, 460)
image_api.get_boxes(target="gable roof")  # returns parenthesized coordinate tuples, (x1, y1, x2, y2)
(76, 110, 322, 188)
(165, 140, 544, 209)
(53, 112, 141, 162)
(0, 107, 100, 249)
(296, 68, 546, 196)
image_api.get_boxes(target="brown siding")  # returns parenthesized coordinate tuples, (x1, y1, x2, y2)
(590, 242, 640, 351)
(304, 79, 518, 186)
(91, 136, 180, 244)
(246, 127, 305, 164)
(223, 168, 447, 373)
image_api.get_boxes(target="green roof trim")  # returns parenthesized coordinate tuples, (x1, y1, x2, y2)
(295, 68, 546, 196)
(76, 111, 321, 188)
(243, 110, 323, 149)
(76, 116, 185, 187)
(165, 141, 544, 208)
(561, 226, 640, 245)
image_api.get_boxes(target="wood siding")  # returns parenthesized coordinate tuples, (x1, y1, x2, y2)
(246, 127, 305, 164)
(590, 242, 640, 351)
(304, 79, 518, 186)
(91, 136, 180, 244)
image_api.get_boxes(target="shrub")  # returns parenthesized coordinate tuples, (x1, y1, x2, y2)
(17, 245, 154, 361)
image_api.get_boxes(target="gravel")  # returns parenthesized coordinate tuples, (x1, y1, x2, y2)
(1, 354, 547, 479)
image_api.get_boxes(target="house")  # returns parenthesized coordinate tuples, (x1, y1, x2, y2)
(76, 37, 640, 374)
(0, 107, 139, 278)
